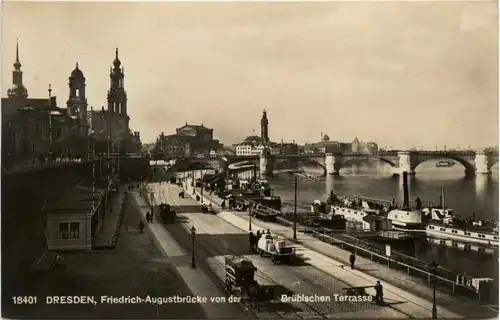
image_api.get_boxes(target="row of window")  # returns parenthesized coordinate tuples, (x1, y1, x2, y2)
(428, 226, 498, 239)
(59, 222, 80, 239)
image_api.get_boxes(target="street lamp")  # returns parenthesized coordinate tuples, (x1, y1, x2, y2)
(429, 260, 438, 318)
(248, 203, 253, 231)
(191, 226, 196, 268)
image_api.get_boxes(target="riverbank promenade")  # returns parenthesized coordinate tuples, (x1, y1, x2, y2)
(179, 179, 497, 319)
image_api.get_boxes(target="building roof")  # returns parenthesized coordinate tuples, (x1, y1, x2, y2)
(43, 185, 104, 216)
(176, 124, 212, 132)
(70, 63, 85, 79)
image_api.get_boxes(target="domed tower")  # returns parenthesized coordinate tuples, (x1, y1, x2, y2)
(260, 109, 269, 144)
(7, 39, 28, 99)
(66, 62, 88, 125)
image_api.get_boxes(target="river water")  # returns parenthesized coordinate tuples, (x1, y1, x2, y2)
(235, 160, 499, 279)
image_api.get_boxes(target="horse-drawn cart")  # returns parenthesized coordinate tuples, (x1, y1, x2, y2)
(224, 256, 275, 308)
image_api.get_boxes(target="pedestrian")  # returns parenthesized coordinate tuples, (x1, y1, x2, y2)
(256, 230, 261, 242)
(349, 252, 356, 269)
(146, 212, 151, 223)
(249, 232, 255, 253)
(139, 221, 144, 233)
(266, 229, 271, 235)
(374, 281, 383, 304)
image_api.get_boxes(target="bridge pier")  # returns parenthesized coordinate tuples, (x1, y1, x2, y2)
(475, 151, 491, 174)
(397, 151, 417, 174)
(259, 148, 274, 178)
(325, 153, 341, 175)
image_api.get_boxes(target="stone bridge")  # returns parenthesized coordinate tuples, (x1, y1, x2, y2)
(185, 150, 499, 176)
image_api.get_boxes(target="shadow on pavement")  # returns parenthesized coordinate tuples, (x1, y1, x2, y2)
(2, 195, 207, 319)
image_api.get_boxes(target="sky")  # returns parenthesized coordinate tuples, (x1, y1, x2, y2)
(2, 1, 498, 149)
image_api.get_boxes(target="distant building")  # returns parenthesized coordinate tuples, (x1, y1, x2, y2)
(235, 141, 280, 156)
(304, 135, 378, 154)
(154, 123, 221, 159)
(156, 132, 192, 158)
(2, 41, 94, 168)
(234, 110, 281, 156)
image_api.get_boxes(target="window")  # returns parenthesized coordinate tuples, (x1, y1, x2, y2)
(58, 222, 79, 239)
(75, 88, 80, 97)
(70, 222, 79, 239)
(59, 223, 69, 239)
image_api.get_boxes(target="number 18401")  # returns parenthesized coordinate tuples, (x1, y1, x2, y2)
(12, 296, 37, 304)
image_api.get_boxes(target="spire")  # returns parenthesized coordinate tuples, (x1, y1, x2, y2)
(113, 47, 121, 68)
(48, 84, 52, 107)
(14, 38, 21, 70)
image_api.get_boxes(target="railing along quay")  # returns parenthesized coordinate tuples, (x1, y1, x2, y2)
(307, 229, 482, 298)
(244, 201, 485, 301)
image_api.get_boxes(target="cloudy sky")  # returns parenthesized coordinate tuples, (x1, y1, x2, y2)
(2, 1, 498, 148)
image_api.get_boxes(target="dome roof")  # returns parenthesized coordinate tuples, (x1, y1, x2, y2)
(322, 134, 330, 142)
(70, 63, 84, 79)
(7, 84, 28, 98)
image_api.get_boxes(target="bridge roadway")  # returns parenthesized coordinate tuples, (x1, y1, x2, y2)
(150, 182, 410, 319)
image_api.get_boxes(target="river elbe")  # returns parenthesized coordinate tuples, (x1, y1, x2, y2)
(236, 161, 499, 279)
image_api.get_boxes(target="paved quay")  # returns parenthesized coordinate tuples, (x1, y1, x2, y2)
(133, 189, 255, 319)
(4, 190, 206, 319)
(181, 179, 497, 319)
(94, 186, 127, 247)
(150, 182, 410, 319)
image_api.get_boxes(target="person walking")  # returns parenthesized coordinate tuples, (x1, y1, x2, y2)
(374, 281, 384, 304)
(146, 212, 151, 223)
(249, 232, 256, 253)
(349, 252, 356, 269)
(138, 221, 144, 233)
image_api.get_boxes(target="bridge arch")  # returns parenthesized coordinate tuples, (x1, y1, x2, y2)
(413, 155, 475, 175)
(342, 156, 398, 168)
(274, 158, 326, 175)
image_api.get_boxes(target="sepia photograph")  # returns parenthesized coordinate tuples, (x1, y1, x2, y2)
(1, 1, 499, 319)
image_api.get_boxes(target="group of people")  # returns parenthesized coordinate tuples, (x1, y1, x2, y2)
(137, 210, 154, 233)
(248, 229, 271, 253)
(145, 211, 154, 223)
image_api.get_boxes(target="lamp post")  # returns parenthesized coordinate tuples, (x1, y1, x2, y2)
(47, 84, 53, 164)
(248, 203, 253, 231)
(31, 141, 35, 166)
(191, 226, 196, 268)
(430, 260, 438, 318)
(200, 168, 204, 203)
(293, 175, 298, 240)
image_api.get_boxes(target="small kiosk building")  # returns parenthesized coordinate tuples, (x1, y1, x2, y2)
(43, 186, 105, 250)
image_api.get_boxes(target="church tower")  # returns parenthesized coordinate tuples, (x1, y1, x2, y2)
(261, 109, 269, 144)
(106, 48, 130, 150)
(66, 62, 88, 125)
(7, 39, 28, 99)
(107, 48, 128, 117)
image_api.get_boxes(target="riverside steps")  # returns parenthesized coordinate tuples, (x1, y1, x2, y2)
(132, 190, 254, 319)
(181, 178, 497, 319)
